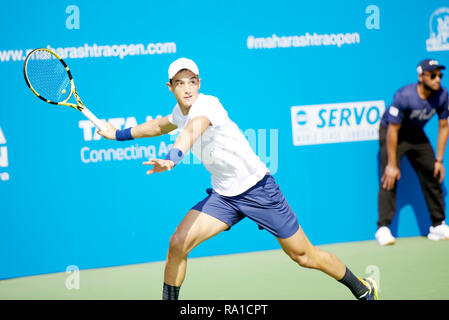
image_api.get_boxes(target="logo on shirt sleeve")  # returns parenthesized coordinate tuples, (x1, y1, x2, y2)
(389, 106, 399, 117)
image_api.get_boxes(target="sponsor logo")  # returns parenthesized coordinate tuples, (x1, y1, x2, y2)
(426, 7, 449, 52)
(291, 100, 385, 146)
(410, 108, 436, 121)
(79, 115, 177, 164)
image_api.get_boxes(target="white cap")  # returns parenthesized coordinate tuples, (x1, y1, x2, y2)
(168, 58, 199, 80)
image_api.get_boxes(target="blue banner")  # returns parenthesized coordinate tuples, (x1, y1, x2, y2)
(1, 0, 448, 279)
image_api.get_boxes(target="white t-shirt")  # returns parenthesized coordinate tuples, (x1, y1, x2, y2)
(168, 93, 268, 196)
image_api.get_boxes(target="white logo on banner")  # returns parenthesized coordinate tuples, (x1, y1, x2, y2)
(426, 7, 449, 52)
(0, 126, 9, 181)
(291, 100, 385, 146)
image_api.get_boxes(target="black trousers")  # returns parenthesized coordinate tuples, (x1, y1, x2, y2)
(378, 125, 445, 228)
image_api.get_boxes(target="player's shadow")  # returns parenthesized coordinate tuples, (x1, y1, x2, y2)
(376, 151, 447, 237)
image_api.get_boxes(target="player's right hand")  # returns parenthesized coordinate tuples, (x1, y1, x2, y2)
(381, 165, 401, 190)
(143, 159, 175, 175)
(97, 122, 117, 140)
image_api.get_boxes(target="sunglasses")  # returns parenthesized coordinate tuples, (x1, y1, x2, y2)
(425, 72, 444, 79)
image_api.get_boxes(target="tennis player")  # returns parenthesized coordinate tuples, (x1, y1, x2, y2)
(98, 58, 378, 300)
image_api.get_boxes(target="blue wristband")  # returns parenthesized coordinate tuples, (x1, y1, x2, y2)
(116, 127, 134, 141)
(164, 148, 184, 166)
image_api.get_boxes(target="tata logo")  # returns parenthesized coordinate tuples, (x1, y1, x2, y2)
(291, 100, 385, 146)
(426, 7, 449, 52)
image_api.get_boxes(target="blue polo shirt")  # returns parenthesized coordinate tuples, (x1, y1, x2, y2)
(381, 83, 449, 130)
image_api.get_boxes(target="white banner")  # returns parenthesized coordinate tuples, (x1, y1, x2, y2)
(291, 100, 385, 146)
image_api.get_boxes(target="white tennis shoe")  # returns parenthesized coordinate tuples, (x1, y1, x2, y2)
(428, 222, 449, 241)
(375, 226, 396, 246)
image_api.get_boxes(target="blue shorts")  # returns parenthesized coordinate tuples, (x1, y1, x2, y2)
(192, 174, 299, 239)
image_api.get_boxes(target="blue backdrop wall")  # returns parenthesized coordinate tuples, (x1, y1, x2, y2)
(1, 0, 448, 279)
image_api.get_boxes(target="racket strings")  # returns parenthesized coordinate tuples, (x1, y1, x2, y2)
(25, 50, 71, 102)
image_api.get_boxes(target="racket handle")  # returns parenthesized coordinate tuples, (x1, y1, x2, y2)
(81, 107, 107, 132)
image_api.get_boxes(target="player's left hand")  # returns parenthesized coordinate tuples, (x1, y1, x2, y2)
(143, 159, 175, 175)
(434, 161, 445, 183)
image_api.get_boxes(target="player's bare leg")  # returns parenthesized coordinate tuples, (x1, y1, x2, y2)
(276, 226, 376, 299)
(276, 226, 346, 279)
(163, 209, 229, 295)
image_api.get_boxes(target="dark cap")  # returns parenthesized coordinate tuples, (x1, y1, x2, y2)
(417, 59, 446, 74)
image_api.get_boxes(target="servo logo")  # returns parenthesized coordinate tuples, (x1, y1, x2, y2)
(295, 110, 308, 126)
(0, 126, 9, 181)
(291, 100, 385, 146)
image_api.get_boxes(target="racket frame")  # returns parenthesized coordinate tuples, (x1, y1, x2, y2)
(23, 48, 106, 132)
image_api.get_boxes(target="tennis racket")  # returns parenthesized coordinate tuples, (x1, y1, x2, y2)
(23, 48, 106, 132)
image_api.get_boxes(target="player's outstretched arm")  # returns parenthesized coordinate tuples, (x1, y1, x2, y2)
(132, 115, 178, 138)
(98, 115, 177, 140)
(143, 116, 211, 175)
